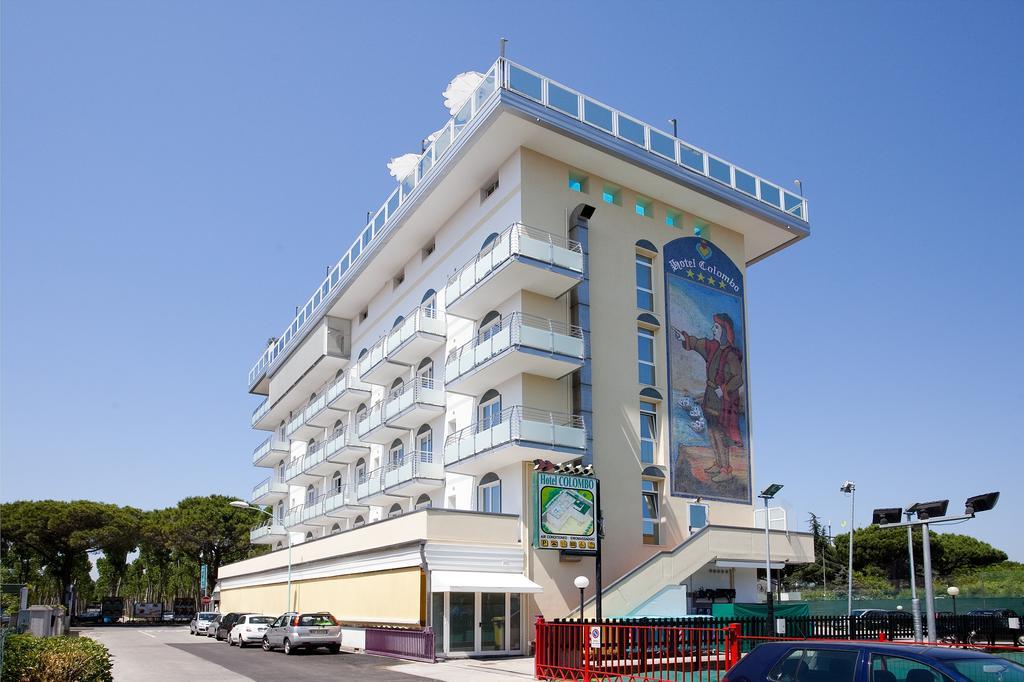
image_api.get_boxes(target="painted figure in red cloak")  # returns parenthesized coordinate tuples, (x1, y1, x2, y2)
(672, 312, 744, 483)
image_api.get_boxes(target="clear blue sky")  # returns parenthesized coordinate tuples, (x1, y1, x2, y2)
(3, 2, 1022, 560)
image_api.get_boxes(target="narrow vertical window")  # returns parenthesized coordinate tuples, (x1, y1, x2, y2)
(640, 400, 657, 464)
(642, 480, 660, 544)
(478, 472, 501, 513)
(636, 254, 654, 311)
(637, 328, 656, 385)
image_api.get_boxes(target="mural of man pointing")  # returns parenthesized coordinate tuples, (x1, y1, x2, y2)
(672, 312, 744, 483)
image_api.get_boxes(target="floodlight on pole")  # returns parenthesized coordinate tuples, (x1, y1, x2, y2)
(758, 483, 783, 626)
(874, 505, 922, 641)
(840, 481, 855, 617)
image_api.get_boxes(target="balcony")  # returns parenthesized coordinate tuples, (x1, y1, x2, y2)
(383, 450, 444, 498)
(444, 406, 587, 477)
(301, 488, 369, 525)
(249, 522, 288, 545)
(285, 368, 369, 441)
(358, 305, 446, 386)
(445, 313, 585, 395)
(251, 476, 289, 505)
(356, 466, 407, 506)
(355, 378, 446, 444)
(284, 428, 368, 485)
(284, 505, 322, 533)
(252, 436, 290, 468)
(251, 398, 270, 429)
(444, 224, 584, 320)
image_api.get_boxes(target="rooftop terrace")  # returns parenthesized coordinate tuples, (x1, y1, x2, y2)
(247, 58, 809, 391)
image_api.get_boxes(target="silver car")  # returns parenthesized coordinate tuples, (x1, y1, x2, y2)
(262, 611, 342, 654)
(189, 611, 219, 636)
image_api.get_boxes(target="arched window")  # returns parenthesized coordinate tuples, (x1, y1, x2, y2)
(306, 485, 316, 506)
(416, 424, 433, 456)
(309, 392, 317, 402)
(389, 439, 405, 466)
(276, 501, 284, 523)
(277, 459, 286, 483)
(421, 289, 437, 314)
(336, 368, 345, 379)
(305, 532, 313, 541)
(276, 541, 283, 549)
(330, 523, 341, 535)
(333, 419, 344, 437)
(479, 389, 502, 430)
(355, 458, 366, 483)
(331, 471, 343, 496)
(357, 348, 368, 360)
(478, 472, 501, 513)
(480, 232, 500, 252)
(278, 421, 286, 440)
(388, 503, 404, 519)
(415, 494, 432, 510)
(355, 403, 367, 424)
(391, 377, 405, 396)
(417, 357, 434, 388)
(354, 515, 365, 528)
(307, 438, 317, 453)
(392, 315, 405, 330)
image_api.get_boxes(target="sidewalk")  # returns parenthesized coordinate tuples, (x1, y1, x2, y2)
(390, 656, 535, 682)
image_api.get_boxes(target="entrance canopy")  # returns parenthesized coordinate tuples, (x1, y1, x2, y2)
(431, 570, 542, 593)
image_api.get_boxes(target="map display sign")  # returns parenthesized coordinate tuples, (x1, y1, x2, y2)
(533, 472, 597, 551)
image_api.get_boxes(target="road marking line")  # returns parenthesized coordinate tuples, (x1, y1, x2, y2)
(138, 630, 156, 638)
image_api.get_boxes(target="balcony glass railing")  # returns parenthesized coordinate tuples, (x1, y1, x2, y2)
(383, 450, 443, 490)
(252, 436, 288, 465)
(249, 522, 285, 541)
(445, 312, 583, 381)
(285, 369, 363, 438)
(444, 223, 583, 308)
(248, 58, 807, 389)
(444, 406, 586, 467)
(251, 398, 270, 427)
(358, 304, 445, 378)
(356, 377, 445, 437)
(251, 476, 287, 501)
(302, 486, 361, 522)
(285, 427, 357, 481)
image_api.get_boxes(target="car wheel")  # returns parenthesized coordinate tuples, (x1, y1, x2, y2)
(238, 638, 246, 649)
(283, 638, 293, 655)
(262, 637, 272, 651)
(228, 634, 235, 646)
(328, 644, 340, 654)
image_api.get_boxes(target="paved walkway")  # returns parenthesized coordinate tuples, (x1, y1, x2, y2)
(392, 656, 536, 682)
(82, 626, 249, 681)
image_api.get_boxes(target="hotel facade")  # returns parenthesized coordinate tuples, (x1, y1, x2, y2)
(218, 57, 815, 657)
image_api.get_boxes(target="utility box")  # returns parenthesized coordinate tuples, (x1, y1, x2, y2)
(24, 606, 66, 637)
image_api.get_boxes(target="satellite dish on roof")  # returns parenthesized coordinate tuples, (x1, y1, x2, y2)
(443, 71, 485, 115)
(387, 153, 419, 180)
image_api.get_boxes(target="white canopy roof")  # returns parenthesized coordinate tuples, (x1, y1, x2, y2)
(430, 570, 543, 594)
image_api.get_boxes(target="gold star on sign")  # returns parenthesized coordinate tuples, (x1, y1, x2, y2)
(686, 269, 695, 278)
(706, 276, 715, 287)
(718, 280, 726, 289)
(697, 273, 705, 282)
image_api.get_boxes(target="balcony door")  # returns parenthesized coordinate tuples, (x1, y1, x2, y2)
(478, 390, 502, 431)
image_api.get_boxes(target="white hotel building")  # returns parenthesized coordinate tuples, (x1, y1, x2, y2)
(218, 56, 814, 657)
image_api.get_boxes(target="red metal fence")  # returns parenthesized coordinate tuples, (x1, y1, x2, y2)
(535, 617, 739, 681)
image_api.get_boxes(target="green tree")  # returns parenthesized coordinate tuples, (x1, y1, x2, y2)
(92, 505, 144, 597)
(169, 495, 265, 595)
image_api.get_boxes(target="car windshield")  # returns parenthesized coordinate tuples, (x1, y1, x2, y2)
(948, 658, 1024, 681)
(198, 613, 217, 621)
(298, 613, 337, 626)
(249, 616, 274, 625)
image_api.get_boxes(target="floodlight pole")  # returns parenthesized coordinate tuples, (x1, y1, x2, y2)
(906, 513, 923, 641)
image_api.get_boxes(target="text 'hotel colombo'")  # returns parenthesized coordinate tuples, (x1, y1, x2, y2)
(219, 56, 815, 657)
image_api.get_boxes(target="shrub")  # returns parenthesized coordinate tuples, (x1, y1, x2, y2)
(1, 634, 112, 682)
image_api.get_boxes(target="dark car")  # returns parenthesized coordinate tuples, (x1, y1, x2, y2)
(722, 640, 1024, 682)
(214, 612, 252, 641)
(963, 609, 1023, 646)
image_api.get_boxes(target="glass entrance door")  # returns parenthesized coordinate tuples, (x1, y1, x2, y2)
(479, 592, 505, 651)
(448, 592, 475, 652)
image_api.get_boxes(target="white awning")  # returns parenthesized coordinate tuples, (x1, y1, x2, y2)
(716, 560, 785, 570)
(430, 570, 543, 594)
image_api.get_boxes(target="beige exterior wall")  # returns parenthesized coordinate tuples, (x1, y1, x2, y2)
(518, 147, 762, 620)
(220, 567, 424, 626)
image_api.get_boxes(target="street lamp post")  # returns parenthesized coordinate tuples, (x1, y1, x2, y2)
(758, 483, 783, 631)
(840, 481, 856, 617)
(231, 500, 292, 613)
(574, 576, 590, 620)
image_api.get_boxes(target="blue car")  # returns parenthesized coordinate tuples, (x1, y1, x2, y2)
(723, 641, 1024, 682)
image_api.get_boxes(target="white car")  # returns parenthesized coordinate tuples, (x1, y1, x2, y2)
(228, 614, 276, 647)
(189, 611, 219, 636)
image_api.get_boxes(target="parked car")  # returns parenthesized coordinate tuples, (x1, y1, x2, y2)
(262, 612, 342, 655)
(851, 609, 891, 619)
(963, 609, 1023, 646)
(214, 612, 251, 641)
(189, 611, 219, 636)
(228, 614, 275, 647)
(206, 613, 222, 637)
(722, 640, 1024, 682)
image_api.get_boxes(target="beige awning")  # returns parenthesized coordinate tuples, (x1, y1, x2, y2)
(430, 570, 543, 593)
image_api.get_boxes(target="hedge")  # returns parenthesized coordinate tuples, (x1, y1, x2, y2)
(1, 634, 112, 682)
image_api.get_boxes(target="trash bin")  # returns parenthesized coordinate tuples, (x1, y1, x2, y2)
(492, 616, 504, 647)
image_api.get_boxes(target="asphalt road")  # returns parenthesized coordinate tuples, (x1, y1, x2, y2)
(81, 626, 439, 682)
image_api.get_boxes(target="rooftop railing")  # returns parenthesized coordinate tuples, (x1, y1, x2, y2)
(248, 57, 807, 389)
